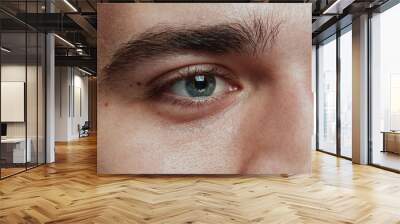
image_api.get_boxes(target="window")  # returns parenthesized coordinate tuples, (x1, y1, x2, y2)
(370, 3, 400, 171)
(340, 27, 352, 158)
(317, 36, 337, 154)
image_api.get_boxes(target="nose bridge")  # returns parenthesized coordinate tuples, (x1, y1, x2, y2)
(235, 84, 309, 173)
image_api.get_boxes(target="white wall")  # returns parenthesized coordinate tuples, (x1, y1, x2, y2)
(55, 66, 70, 141)
(55, 67, 89, 141)
(72, 73, 89, 138)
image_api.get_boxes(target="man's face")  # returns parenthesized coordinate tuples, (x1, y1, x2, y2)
(97, 3, 312, 174)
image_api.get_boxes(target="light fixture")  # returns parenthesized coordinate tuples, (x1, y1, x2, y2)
(1, 47, 11, 53)
(63, 0, 78, 12)
(322, 0, 355, 15)
(54, 34, 75, 48)
(76, 48, 83, 53)
(78, 67, 93, 76)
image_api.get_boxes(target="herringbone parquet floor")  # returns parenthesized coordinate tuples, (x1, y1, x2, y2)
(1, 135, 400, 224)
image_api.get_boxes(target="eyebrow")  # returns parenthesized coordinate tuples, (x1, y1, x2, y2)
(103, 15, 282, 75)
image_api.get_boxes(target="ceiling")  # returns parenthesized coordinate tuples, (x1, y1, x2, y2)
(0, 0, 391, 74)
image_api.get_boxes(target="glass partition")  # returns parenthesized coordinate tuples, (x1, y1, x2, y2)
(1, 30, 28, 177)
(0, 1, 46, 179)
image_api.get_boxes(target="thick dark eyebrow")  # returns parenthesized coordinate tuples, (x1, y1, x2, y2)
(103, 15, 282, 75)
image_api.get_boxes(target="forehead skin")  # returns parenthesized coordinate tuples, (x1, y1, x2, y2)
(98, 3, 311, 78)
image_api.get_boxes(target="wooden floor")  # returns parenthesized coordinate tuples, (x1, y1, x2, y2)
(372, 150, 400, 171)
(0, 167, 26, 178)
(1, 135, 400, 224)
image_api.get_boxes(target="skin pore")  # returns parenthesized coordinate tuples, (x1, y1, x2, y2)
(98, 4, 312, 174)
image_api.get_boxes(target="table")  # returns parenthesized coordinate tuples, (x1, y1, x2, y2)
(382, 131, 400, 154)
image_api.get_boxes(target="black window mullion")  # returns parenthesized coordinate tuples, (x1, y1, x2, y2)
(367, 11, 373, 165)
(316, 45, 320, 151)
(336, 29, 341, 157)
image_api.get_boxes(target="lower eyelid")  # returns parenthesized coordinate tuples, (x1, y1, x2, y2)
(148, 90, 241, 122)
(160, 93, 222, 107)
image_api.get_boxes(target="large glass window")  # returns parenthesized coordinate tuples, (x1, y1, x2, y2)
(371, 3, 400, 171)
(317, 36, 337, 154)
(340, 27, 352, 158)
(316, 26, 353, 159)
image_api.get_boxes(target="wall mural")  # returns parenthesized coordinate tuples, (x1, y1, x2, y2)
(97, 3, 312, 174)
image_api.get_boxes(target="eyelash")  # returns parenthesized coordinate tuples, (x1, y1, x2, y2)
(148, 64, 240, 107)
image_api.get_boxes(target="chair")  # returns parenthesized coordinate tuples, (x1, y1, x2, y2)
(79, 121, 90, 138)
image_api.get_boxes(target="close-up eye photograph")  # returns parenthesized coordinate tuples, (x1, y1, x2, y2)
(98, 3, 313, 175)
(1, 0, 400, 223)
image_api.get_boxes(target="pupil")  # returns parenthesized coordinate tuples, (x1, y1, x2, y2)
(194, 76, 207, 91)
(185, 75, 216, 97)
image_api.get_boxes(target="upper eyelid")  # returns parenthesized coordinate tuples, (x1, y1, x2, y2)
(146, 64, 236, 87)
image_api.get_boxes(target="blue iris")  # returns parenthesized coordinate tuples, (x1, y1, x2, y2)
(185, 75, 216, 97)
